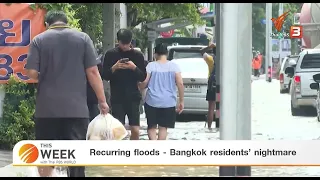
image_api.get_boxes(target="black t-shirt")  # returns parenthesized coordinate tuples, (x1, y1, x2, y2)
(144, 59, 149, 67)
(87, 58, 103, 104)
(102, 47, 147, 103)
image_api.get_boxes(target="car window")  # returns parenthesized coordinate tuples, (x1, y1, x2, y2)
(168, 49, 203, 60)
(300, 54, 320, 69)
(173, 52, 202, 59)
(283, 57, 298, 69)
(174, 60, 208, 73)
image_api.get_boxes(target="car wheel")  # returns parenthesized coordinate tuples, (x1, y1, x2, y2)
(305, 106, 317, 117)
(291, 101, 302, 116)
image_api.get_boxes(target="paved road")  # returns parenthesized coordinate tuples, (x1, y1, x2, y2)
(2, 78, 320, 176)
(86, 78, 320, 177)
(0, 151, 12, 168)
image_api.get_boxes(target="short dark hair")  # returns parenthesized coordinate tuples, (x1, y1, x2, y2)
(154, 43, 168, 56)
(117, 29, 132, 44)
(45, 11, 68, 26)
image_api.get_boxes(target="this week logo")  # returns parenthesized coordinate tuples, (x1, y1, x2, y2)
(19, 143, 39, 163)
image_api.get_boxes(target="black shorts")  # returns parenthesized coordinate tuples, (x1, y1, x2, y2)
(35, 118, 89, 140)
(206, 88, 216, 101)
(35, 118, 88, 177)
(111, 101, 140, 126)
(207, 73, 216, 101)
(144, 103, 176, 129)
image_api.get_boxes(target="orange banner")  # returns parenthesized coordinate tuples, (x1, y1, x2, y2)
(0, 3, 46, 83)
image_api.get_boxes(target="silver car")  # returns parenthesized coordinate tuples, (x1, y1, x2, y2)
(309, 73, 320, 122)
(286, 49, 320, 116)
(167, 45, 210, 116)
(172, 58, 208, 115)
(279, 55, 298, 93)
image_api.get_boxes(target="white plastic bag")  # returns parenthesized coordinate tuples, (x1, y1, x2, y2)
(86, 114, 128, 140)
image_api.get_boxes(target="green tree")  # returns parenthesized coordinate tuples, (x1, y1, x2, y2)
(71, 3, 102, 44)
(122, 3, 204, 52)
(33, 3, 102, 44)
(37, 3, 203, 51)
(34, 3, 81, 29)
(271, 3, 302, 35)
(126, 3, 202, 28)
(252, 3, 266, 54)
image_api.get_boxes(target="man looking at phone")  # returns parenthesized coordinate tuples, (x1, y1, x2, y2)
(102, 29, 146, 140)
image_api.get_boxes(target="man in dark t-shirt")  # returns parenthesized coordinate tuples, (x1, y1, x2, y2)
(25, 10, 108, 177)
(87, 52, 103, 121)
(102, 29, 146, 140)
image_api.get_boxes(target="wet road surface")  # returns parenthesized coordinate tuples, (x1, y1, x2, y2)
(2, 78, 320, 176)
(85, 78, 320, 177)
(0, 151, 12, 167)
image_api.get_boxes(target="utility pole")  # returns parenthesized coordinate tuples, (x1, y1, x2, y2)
(115, 3, 121, 35)
(265, 3, 272, 82)
(278, 3, 283, 64)
(214, 3, 221, 132)
(219, 3, 252, 177)
(147, 41, 155, 61)
(102, 3, 115, 53)
(102, 3, 115, 105)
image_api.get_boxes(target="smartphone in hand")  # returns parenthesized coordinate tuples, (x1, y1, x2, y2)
(120, 58, 129, 63)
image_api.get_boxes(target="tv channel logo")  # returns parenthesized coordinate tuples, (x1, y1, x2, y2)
(19, 143, 39, 163)
(290, 25, 303, 39)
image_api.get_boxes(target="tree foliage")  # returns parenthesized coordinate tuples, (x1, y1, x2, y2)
(0, 76, 36, 149)
(71, 3, 102, 44)
(252, 3, 267, 54)
(34, 3, 81, 29)
(9, 3, 203, 51)
(126, 3, 203, 28)
(125, 3, 203, 52)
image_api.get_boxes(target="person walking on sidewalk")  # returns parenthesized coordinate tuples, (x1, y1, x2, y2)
(133, 47, 148, 115)
(139, 43, 184, 140)
(102, 29, 146, 140)
(25, 10, 109, 177)
(87, 47, 104, 121)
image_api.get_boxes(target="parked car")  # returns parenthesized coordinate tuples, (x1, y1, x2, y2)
(172, 58, 208, 115)
(279, 55, 299, 93)
(309, 73, 320, 121)
(168, 45, 210, 116)
(285, 49, 320, 116)
(167, 45, 208, 60)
